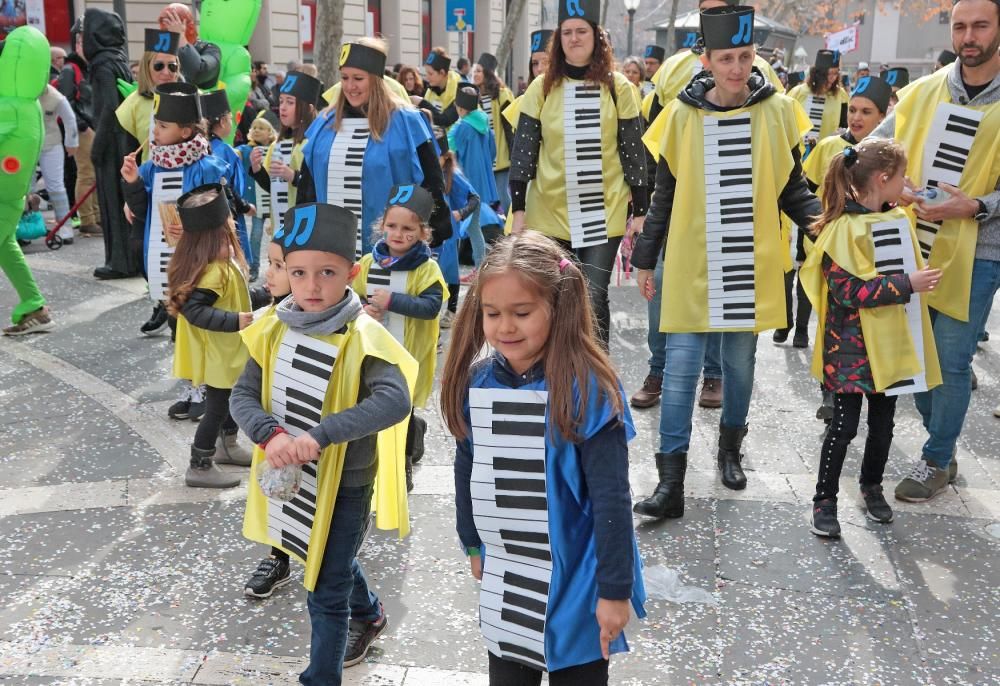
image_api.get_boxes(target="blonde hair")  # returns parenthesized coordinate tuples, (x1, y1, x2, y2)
(371, 207, 432, 244)
(138, 51, 178, 97)
(334, 36, 407, 141)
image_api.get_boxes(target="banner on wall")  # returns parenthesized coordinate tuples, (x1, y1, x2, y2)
(825, 24, 859, 53)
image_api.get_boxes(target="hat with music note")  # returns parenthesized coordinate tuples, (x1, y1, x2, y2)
(815, 49, 840, 69)
(200, 89, 231, 122)
(425, 50, 451, 72)
(385, 184, 435, 224)
(275, 203, 359, 262)
(700, 5, 755, 50)
(279, 70, 322, 107)
(455, 86, 480, 112)
(558, 0, 600, 27)
(153, 82, 202, 125)
(882, 67, 909, 90)
(644, 45, 666, 62)
(177, 184, 232, 233)
(340, 42, 386, 77)
(144, 28, 179, 55)
(530, 29, 554, 53)
(850, 76, 892, 114)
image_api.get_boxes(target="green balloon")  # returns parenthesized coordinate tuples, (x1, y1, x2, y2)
(200, 0, 263, 144)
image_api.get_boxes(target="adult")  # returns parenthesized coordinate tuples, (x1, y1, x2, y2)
(398, 64, 424, 97)
(83, 8, 138, 280)
(471, 52, 514, 210)
(856, 61, 871, 79)
(57, 17, 101, 236)
(642, 44, 665, 95)
(49, 46, 65, 80)
(456, 56, 471, 82)
(250, 61, 273, 111)
(158, 3, 221, 90)
(621, 56, 646, 94)
(883, 66, 909, 112)
(936, 49, 958, 71)
(528, 30, 553, 86)
(38, 84, 78, 244)
(787, 49, 849, 148)
(297, 38, 451, 256)
(630, 4, 820, 517)
(116, 29, 181, 163)
(869, 0, 1000, 502)
(413, 47, 461, 129)
(509, 0, 647, 349)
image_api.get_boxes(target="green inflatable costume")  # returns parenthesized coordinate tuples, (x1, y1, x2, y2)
(0, 26, 49, 325)
(200, 0, 262, 144)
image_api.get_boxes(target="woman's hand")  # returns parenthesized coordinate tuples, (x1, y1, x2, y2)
(511, 211, 526, 235)
(269, 159, 294, 182)
(596, 598, 631, 659)
(636, 268, 655, 302)
(264, 432, 295, 469)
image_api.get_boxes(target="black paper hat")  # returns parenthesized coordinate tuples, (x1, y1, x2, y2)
(937, 49, 957, 66)
(850, 76, 892, 113)
(700, 5, 755, 50)
(153, 82, 202, 124)
(787, 70, 805, 88)
(144, 28, 179, 55)
(425, 51, 451, 72)
(200, 89, 230, 121)
(340, 42, 386, 77)
(278, 71, 322, 106)
(177, 184, 232, 233)
(455, 86, 480, 111)
(530, 29, 553, 53)
(558, 0, 600, 27)
(883, 67, 909, 89)
(254, 108, 280, 131)
(385, 184, 435, 224)
(275, 203, 358, 263)
(644, 44, 666, 62)
(478, 52, 498, 73)
(815, 49, 840, 69)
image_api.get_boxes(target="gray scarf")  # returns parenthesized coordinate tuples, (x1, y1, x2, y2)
(275, 289, 363, 336)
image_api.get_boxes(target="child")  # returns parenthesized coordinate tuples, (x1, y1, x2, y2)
(441, 231, 646, 684)
(231, 202, 416, 684)
(236, 110, 279, 281)
(352, 185, 447, 493)
(449, 86, 499, 209)
(165, 184, 255, 488)
(799, 140, 942, 537)
(250, 71, 320, 233)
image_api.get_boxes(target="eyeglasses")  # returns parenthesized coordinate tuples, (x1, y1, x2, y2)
(153, 61, 180, 73)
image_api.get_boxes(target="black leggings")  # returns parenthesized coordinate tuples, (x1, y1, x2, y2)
(815, 392, 897, 502)
(193, 385, 238, 451)
(488, 653, 608, 686)
(447, 283, 460, 313)
(555, 236, 622, 351)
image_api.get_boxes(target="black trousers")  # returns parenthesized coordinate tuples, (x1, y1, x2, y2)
(555, 236, 622, 351)
(488, 653, 609, 686)
(815, 392, 897, 502)
(193, 385, 238, 451)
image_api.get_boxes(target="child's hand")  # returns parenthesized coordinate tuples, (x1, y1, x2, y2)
(123, 202, 135, 224)
(369, 288, 391, 311)
(246, 203, 257, 218)
(469, 555, 482, 580)
(165, 223, 183, 243)
(596, 598, 631, 659)
(238, 312, 253, 329)
(452, 210, 462, 221)
(635, 268, 655, 302)
(264, 432, 295, 469)
(364, 304, 384, 321)
(269, 159, 294, 181)
(250, 146, 265, 172)
(291, 433, 321, 464)
(121, 154, 139, 183)
(909, 266, 943, 293)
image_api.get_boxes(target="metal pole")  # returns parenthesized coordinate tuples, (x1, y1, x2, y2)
(627, 9, 635, 56)
(113, 0, 128, 24)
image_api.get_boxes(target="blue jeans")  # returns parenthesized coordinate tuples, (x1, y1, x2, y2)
(249, 215, 265, 271)
(466, 207, 486, 268)
(915, 258, 1000, 469)
(494, 168, 510, 213)
(647, 258, 722, 379)
(300, 482, 381, 686)
(658, 331, 758, 454)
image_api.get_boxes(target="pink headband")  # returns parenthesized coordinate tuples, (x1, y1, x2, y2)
(558, 258, 571, 272)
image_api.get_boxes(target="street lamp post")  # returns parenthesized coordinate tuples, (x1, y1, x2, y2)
(625, 0, 641, 57)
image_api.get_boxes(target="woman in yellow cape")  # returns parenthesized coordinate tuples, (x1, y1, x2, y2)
(786, 49, 849, 151)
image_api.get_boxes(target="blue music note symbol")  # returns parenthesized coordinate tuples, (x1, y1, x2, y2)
(683, 32, 697, 48)
(884, 71, 898, 86)
(153, 32, 173, 53)
(854, 76, 871, 93)
(275, 205, 317, 247)
(566, 0, 584, 18)
(390, 185, 415, 204)
(731, 14, 753, 46)
(281, 74, 298, 93)
(531, 33, 542, 51)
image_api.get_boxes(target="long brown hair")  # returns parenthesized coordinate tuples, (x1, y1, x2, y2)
(440, 149, 457, 194)
(166, 189, 248, 316)
(807, 66, 842, 96)
(440, 231, 624, 443)
(281, 98, 317, 144)
(398, 65, 424, 95)
(543, 22, 616, 97)
(810, 139, 907, 236)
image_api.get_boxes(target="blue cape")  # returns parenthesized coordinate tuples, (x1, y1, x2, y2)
(209, 137, 251, 259)
(450, 117, 499, 205)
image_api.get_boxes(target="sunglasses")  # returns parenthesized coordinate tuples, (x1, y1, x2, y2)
(153, 61, 180, 73)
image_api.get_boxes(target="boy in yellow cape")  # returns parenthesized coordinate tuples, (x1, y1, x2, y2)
(231, 202, 417, 684)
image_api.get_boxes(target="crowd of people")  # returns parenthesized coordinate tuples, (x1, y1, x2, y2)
(2, 0, 999, 683)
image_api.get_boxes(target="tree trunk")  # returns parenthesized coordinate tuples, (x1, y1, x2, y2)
(601, 0, 610, 28)
(496, 0, 530, 72)
(666, 0, 681, 54)
(314, 0, 345, 87)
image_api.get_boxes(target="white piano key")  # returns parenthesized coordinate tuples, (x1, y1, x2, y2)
(271, 140, 295, 230)
(326, 118, 371, 260)
(146, 171, 184, 302)
(364, 265, 408, 343)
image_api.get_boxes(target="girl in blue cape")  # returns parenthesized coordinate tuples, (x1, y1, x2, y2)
(449, 86, 500, 208)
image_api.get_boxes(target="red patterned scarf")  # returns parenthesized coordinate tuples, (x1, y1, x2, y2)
(150, 135, 211, 169)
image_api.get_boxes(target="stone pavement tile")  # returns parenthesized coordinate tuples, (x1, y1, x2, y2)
(716, 583, 927, 685)
(0, 641, 201, 682)
(882, 512, 1000, 671)
(0, 479, 128, 517)
(717, 500, 905, 601)
(635, 497, 717, 570)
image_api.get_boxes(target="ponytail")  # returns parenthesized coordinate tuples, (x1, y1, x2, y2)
(810, 153, 851, 235)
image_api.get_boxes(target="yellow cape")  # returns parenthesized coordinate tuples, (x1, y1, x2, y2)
(893, 67, 1000, 321)
(426, 71, 462, 125)
(656, 93, 811, 333)
(116, 91, 154, 161)
(241, 309, 418, 591)
(172, 260, 250, 388)
(490, 86, 514, 171)
(786, 83, 849, 141)
(352, 255, 448, 407)
(802, 134, 850, 190)
(799, 208, 941, 393)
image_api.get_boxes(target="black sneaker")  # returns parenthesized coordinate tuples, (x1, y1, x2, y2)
(792, 330, 809, 349)
(811, 498, 841, 538)
(140, 303, 169, 336)
(861, 484, 893, 523)
(772, 328, 790, 344)
(168, 399, 191, 420)
(344, 606, 388, 667)
(244, 556, 292, 598)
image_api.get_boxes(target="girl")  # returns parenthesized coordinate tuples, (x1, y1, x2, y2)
(398, 64, 425, 97)
(352, 185, 447, 492)
(527, 30, 553, 87)
(450, 87, 500, 208)
(786, 49, 849, 152)
(509, 0, 647, 350)
(471, 53, 515, 210)
(414, 47, 461, 129)
(236, 110, 279, 280)
(166, 184, 254, 489)
(250, 70, 320, 233)
(800, 140, 942, 537)
(201, 88, 254, 261)
(442, 231, 645, 684)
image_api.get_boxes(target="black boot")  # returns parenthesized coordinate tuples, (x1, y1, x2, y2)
(633, 453, 687, 519)
(773, 270, 794, 343)
(792, 276, 811, 348)
(717, 424, 748, 490)
(407, 414, 427, 464)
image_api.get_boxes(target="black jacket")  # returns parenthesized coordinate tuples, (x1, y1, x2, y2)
(178, 41, 221, 90)
(56, 53, 93, 131)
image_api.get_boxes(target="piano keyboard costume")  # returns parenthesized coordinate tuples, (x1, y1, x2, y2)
(892, 66, 1000, 322)
(264, 138, 298, 234)
(460, 361, 646, 672)
(786, 85, 847, 144)
(475, 53, 515, 175)
(800, 207, 941, 394)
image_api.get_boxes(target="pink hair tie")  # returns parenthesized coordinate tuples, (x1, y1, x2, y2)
(558, 258, 571, 272)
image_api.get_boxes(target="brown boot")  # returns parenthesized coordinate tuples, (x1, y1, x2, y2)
(630, 374, 662, 409)
(699, 378, 722, 408)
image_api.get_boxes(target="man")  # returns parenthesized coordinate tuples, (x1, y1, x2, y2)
(856, 61, 870, 78)
(643, 44, 665, 82)
(869, 0, 1000, 502)
(49, 46, 65, 80)
(250, 61, 272, 111)
(456, 56, 471, 82)
(159, 3, 221, 90)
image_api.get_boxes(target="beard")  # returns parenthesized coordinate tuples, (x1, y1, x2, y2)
(956, 33, 1000, 67)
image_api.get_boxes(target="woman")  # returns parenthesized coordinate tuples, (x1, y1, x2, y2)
(509, 2, 646, 349)
(622, 56, 646, 96)
(83, 8, 138, 280)
(471, 53, 514, 210)
(412, 47, 461, 129)
(787, 49, 848, 150)
(527, 29, 553, 86)
(398, 64, 424, 97)
(298, 38, 451, 256)
(116, 29, 181, 166)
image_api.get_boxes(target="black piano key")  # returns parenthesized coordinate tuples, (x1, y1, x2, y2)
(286, 385, 324, 411)
(504, 543, 553, 561)
(501, 607, 545, 634)
(500, 529, 549, 544)
(494, 457, 545, 473)
(503, 591, 547, 615)
(722, 302, 755, 311)
(498, 642, 545, 666)
(504, 570, 550, 595)
(291, 357, 333, 381)
(495, 494, 548, 510)
(283, 414, 316, 433)
(495, 478, 546, 493)
(493, 420, 545, 437)
(281, 531, 309, 560)
(282, 501, 316, 528)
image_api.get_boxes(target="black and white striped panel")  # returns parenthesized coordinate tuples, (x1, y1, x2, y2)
(563, 83, 607, 249)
